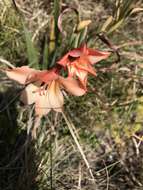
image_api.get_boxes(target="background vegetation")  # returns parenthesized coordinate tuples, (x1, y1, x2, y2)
(0, 0, 143, 189)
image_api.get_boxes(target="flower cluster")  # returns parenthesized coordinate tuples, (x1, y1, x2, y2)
(5, 44, 110, 116)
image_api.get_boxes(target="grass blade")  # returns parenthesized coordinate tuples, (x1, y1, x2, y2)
(23, 24, 39, 69)
(54, 0, 60, 45)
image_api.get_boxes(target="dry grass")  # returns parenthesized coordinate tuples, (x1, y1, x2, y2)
(0, 0, 143, 190)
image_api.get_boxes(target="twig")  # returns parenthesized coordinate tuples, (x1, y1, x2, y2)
(94, 160, 121, 175)
(102, 160, 109, 190)
(78, 163, 82, 190)
(133, 134, 143, 142)
(62, 111, 96, 185)
(97, 33, 120, 63)
(132, 137, 140, 156)
(50, 128, 53, 190)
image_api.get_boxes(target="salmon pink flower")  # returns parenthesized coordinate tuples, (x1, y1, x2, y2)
(58, 44, 110, 88)
(5, 66, 86, 116)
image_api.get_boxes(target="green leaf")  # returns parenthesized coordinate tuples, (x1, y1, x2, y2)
(120, 0, 134, 19)
(108, 19, 124, 34)
(54, 0, 60, 45)
(78, 27, 87, 46)
(100, 16, 113, 32)
(68, 33, 77, 49)
(42, 39, 49, 70)
(23, 24, 39, 69)
(70, 33, 79, 48)
(49, 49, 58, 69)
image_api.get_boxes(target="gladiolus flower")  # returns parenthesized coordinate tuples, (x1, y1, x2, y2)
(58, 44, 110, 88)
(5, 66, 86, 116)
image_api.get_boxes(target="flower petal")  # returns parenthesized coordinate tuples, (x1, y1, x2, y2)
(58, 49, 81, 67)
(75, 57, 96, 76)
(47, 81, 64, 112)
(74, 69, 88, 88)
(59, 77, 86, 96)
(5, 66, 38, 84)
(36, 69, 59, 84)
(67, 63, 77, 77)
(35, 81, 64, 115)
(68, 49, 81, 57)
(87, 49, 111, 64)
(67, 64, 88, 88)
(35, 93, 51, 116)
(20, 84, 38, 105)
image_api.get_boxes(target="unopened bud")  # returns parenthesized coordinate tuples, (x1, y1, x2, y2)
(77, 20, 91, 31)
